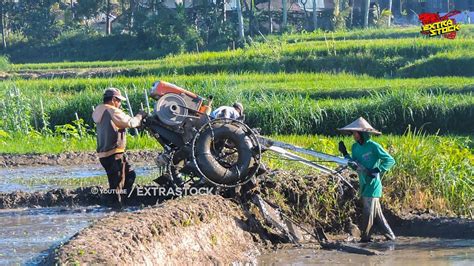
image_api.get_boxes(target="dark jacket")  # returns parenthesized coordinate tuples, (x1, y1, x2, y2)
(92, 104, 142, 158)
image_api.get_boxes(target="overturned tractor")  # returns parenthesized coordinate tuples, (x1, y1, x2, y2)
(143, 81, 262, 188)
(143, 81, 354, 190)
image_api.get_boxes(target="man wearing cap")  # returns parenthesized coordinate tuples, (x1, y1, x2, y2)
(338, 117, 396, 242)
(92, 88, 146, 206)
(211, 102, 244, 120)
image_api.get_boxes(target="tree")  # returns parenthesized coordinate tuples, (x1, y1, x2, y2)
(17, 0, 61, 44)
(332, 0, 350, 30)
(282, 0, 287, 31)
(312, 0, 317, 31)
(0, 0, 11, 49)
(236, 0, 244, 40)
(76, 0, 104, 21)
(364, 0, 369, 28)
(105, 0, 111, 34)
(388, 0, 392, 27)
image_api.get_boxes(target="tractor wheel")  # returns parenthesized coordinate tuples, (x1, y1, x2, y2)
(192, 119, 261, 187)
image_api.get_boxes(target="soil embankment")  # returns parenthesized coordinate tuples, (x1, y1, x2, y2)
(0, 187, 103, 209)
(52, 195, 260, 264)
(1, 68, 139, 80)
(0, 150, 157, 167)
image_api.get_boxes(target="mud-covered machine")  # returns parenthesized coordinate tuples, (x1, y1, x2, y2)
(143, 81, 353, 189)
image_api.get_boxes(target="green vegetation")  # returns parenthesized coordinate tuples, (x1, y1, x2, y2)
(1, 27, 473, 217)
(268, 133, 473, 217)
(1, 73, 473, 135)
(10, 37, 474, 77)
(0, 133, 161, 154)
(0, 56, 10, 71)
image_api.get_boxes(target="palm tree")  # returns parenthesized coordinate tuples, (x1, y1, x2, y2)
(312, 0, 318, 30)
(364, 0, 370, 28)
(236, 0, 245, 40)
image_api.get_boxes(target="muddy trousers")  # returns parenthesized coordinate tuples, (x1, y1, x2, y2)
(361, 197, 396, 241)
(99, 153, 136, 204)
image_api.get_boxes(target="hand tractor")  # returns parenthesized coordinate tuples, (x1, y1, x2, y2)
(142, 81, 360, 243)
(143, 81, 354, 190)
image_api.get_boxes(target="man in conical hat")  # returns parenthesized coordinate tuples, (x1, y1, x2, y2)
(338, 117, 396, 242)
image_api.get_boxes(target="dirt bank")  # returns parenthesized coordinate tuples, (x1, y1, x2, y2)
(1, 68, 140, 80)
(388, 212, 474, 239)
(0, 150, 157, 167)
(52, 195, 260, 264)
(0, 187, 103, 209)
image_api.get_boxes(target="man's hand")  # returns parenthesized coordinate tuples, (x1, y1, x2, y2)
(368, 167, 381, 178)
(347, 160, 358, 171)
(338, 141, 349, 157)
(137, 110, 148, 119)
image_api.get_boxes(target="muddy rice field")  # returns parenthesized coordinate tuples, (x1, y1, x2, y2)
(0, 152, 473, 265)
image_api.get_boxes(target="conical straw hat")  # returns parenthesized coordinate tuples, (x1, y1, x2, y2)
(337, 117, 381, 135)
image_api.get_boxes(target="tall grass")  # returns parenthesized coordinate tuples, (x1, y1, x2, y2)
(271, 132, 473, 217)
(0, 133, 161, 154)
(1, 74, 472, 135)
(0, 55, 10, 71)
(269, 24, 474, 43)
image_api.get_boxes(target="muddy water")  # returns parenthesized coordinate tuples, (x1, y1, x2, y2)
(258, 237, 474, 265)
(0, 163, 157, 193)
(0, 206, 112, 264)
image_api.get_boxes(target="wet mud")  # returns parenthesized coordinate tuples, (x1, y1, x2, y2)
(259, 237, 474, 265)
(51, 195, 260, 264)
(0, 150, 157, 167)
(1, 158, 472, 264)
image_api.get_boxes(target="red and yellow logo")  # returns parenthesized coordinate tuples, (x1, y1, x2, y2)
(419, 10, 461, 39)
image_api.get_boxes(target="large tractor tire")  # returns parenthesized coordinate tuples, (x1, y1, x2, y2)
(192, 119, 261, 187)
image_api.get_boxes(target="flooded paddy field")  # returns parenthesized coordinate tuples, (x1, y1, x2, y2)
(0, 163, 158, 193)
(259, 237, 474, 265)
(0, 206, 110, 264)
(0, 153, 472, 264)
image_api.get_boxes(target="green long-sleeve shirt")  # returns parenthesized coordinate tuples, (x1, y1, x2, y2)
(346, 134, 395, 198)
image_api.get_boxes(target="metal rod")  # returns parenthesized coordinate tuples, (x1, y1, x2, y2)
(144, 89, 151, 114)
(74, 112, 82, 138)
(263, 138, 350, 166)
(40, 98, 47, 132)
(268, 146, 355, 191)
(268, 146, 333, 174)
(124, 90, 139, 136)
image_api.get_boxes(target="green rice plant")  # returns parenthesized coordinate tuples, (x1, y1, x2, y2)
(1, 73, 473, 135)
(271, 133, 473, 217)
(0, 133, 162, 154)
(0, 55, 10, 71)
(397, 49, 474, 77)
(0, 86, 34, 133)
(269, 25, 474, 44)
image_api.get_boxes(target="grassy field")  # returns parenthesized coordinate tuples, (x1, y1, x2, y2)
(1, 26, 473, 216)
(8, 26, 474, 78)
